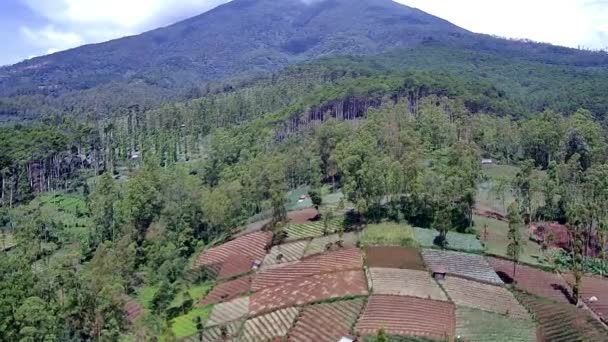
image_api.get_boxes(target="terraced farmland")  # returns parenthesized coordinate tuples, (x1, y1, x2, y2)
(262, 240, 309, 268)
(303, 232, 359, 257)
(488, 257, 572, 303)
(563, 274, 608, 324)
(441, 276, 530, 319)
(413, 227, 483, 252)
(195, 231, 272, 274)
(252, 248, 364, 291)
(365, 246, 426, 270)
(186, 320, 242, 342)
(288, 298, 365, 342)
(369, 268, 447, 301)
(421, 249, 503, 285)
(217, 253, 257, 279)
(207, 296, 249, 327)
(240, 307, 299, 341)
(250, 270, 368, 315)
(356, 295, 455, 340)
(284, 220, 340, 241)
(360, 223, 416, 247)
(455, 307, 536, 342)
(200, 275, 252, 306)
(515, 291, 608, 342)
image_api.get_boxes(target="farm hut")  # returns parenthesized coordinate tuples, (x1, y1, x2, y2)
(432, 265, 446, 281)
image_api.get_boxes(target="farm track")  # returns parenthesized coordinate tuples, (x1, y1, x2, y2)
(441, 276, 530, 319)
(239, 307, 300, 342)
(515, 291, 608, 342)
(455, 307, 536, 342)
(563, 274, 608, 325)
(207, 297, 250, 327)
(365, 246, 426, 270)
(287, 298, 365, 342)
(251, 248, 363, 291)
(200, 276, 252, 306)
(488, 257, 572, 303)
(249, 270, 368, 316)
(369, 268, 447, 301)
(262, 240, 309, 268)
(303, 232, 359, 257)
(421, 249, 503, 285)
(355, 295, 455, 340)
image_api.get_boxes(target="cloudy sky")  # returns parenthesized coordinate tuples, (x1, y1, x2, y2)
(1, 0, 607, 66)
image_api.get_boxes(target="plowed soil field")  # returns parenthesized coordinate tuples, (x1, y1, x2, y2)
(421, 249, 503, 285)
(252, 248, 363, 291)
(249, 270, 368, 316)
(355, 295, 455, 340)
(365, 246, 426, 270)
(240, 307, 299, 342)
(288, 298, 366, 342)
(207, 296, 249, 327)
(369, 268, 447, 301)
(488, 257, 572, 303)
(200, 275, 252, 306)
(441, 276, 530, 319)
(455, 307, 536, 342)
(563, 274, 608, 324)
(515, 291, 608, 342)
(303, 232, 359, 257)
(262, 240, 309, 268)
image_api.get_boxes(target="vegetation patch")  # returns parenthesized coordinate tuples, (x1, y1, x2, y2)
(360, 223, 417, 247)
(413, 227, 483, 252)
(170, 305, 213, 338)
(284, 220, 341, 241)
(455, 306, 536, 342)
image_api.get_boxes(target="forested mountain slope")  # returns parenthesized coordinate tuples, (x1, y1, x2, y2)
(1, 0, 608, 120)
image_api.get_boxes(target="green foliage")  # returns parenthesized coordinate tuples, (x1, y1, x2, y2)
(413, 227, 484, 252)
(169, 306, 212, 338)
(360, 223, 417, 247)
(553, 249, 608, 277)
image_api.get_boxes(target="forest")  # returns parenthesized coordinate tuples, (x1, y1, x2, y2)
(1, 53, 608, 341)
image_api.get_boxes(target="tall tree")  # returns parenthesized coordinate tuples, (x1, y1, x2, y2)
(507, 201, 524, 280)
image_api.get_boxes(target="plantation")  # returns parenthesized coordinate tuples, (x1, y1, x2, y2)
(455, 307, 536, 342)
(360, 223, 417, 247)
(412, 227, 484, 252)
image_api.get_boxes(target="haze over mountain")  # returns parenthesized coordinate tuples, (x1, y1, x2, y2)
(1, 0, 608, 120)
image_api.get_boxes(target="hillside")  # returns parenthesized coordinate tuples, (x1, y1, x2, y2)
(1, 0, 608, 120)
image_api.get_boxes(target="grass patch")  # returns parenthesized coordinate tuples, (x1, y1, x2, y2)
(135, 286, 159, 309)
(482, 164, 519, 181)
(169, 282, 214, 308)
(360, 223, 417, 247)
(413, 227, 483, 252)
(170, 305, 212, 338)
(474, 215, 546, 266)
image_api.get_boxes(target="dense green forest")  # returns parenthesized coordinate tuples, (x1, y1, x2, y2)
(2, 51, 608, 340)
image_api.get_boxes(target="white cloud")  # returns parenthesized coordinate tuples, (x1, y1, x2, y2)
(20, 25, 85, 54)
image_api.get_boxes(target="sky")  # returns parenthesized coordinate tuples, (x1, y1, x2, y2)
(0, 0, 607, 66)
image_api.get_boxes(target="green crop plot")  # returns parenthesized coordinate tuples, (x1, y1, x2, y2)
(413, 227, 483, 252)
(360, 223, 417, 247)
(170, 305, 213, 338)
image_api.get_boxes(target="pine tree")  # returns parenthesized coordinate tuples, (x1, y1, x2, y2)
(507, 201, 524, 281)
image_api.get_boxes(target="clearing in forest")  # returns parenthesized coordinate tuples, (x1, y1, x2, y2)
(421, 249, 503, 285)
(303, 232, 359, 257)
(207, 296, 250, 327)
(200, 275, 252, 306)
(562, 274, 608, 324)
(288, 298, 365, 342)
(355, 295, 455, 340)
(413, 227, 484, 252)
(365, 246, 426, 270)
(515, 291, 608, 342)
(360, 223, 417, 247)
(455, 306, 536, 342)
(262, 240, 309, 268)
(440, 276, 529, 319)
(240, 307, 300, 342)
(369, 268, 447, 301)
(249, 270, 368, 316)
(251, 248, 363, 291)
(488, 257, 572, 303)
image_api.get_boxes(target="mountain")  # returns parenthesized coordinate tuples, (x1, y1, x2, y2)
(1, 0, 608, 120)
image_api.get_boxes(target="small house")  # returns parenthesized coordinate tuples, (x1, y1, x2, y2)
(432, 265, 447, 281)
(481, 158, 494, 165)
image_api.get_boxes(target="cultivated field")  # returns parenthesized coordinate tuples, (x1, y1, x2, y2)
(303, 232, 359, 257)
(284, 220, 342, 241)
(563, 274, 608, 324)
(251, 248, 363, 291)
(249, 270, 368, 316)
(240, 307, 300, 342)
(200, 275, 252, 306)
(515, 291, 608, 342)
(488, 257, 572, 303)
(455, 306, 536, 342)
(421, 249, 503, 285)
(355, 295, 455, 340)
(207, 296, 250, 327)
(288, 298, 365, 342)
(360, 223, 417, 247)
(191, 320, 242, 342)
(262, 240, 309, 268)
(216, 254, 257, 279)
(413, 227, 484, 252)
(440, 276, 530, 319)
(369, 268, 447, 301)
(365, 246, 426, 270)
(170, 306, 212, 338)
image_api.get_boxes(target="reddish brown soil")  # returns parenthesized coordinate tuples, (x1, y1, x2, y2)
(488, 257, 572, 303)
(287, 208, 319, 224)
(252, 248, 364, 291)
(356, 295, 455, 340)
(365, 246, 426, 270)
(249, 270, 368, 316)
(200, 275, 252, 306)
(474, 204, 506, 221)
(563, 274, 608, 324)
(124, 296, 143, 323)
(288, 298, 365, 342)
